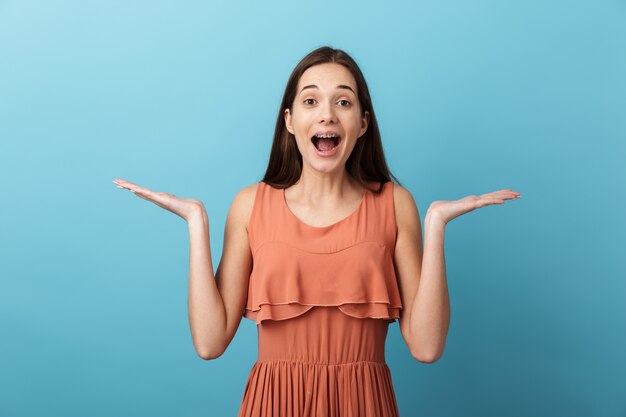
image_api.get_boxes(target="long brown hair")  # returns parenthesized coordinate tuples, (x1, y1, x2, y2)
(262, 46, 402, 194)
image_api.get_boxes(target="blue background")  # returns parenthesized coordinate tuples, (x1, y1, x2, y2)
(1, 0, 624, 416)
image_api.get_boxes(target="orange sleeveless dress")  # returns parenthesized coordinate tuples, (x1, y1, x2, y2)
(238, 180, 403, 417)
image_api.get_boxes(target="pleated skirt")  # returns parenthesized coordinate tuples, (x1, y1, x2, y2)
(237, 306, 400, 417)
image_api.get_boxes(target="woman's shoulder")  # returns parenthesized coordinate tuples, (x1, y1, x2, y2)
(232, 181, 261, 211)
(228, 182, 262, 232)
(238, 181, 261, 199)
(390, 182, 413, 203)
(391, 183, 421, 228)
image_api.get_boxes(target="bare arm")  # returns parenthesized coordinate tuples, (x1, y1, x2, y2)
(186, 208, 225, 359)
(187, 187, 254, 360)
(112, 178, 255, 361)
(407, 211, 450, 362)
(394, 185, 447, 363)
(393, 184, 520, 363)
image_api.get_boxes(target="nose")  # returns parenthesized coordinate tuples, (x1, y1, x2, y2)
(318, 99, 337, 124)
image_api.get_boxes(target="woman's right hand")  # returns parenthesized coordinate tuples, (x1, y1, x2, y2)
(113, 178, 204, 222)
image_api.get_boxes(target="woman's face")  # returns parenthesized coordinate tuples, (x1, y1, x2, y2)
(284, 63, 370, 176)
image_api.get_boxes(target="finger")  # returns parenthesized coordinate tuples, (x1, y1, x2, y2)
(131, 188, 154, 202)
(477, 198, 504, 207)
(132, 188, 165, 205)
(113, 179, 137, 190)
(131, 187, 149, 196)
(127, 183, 154, 195)
(480, 190, 520, 200)
(114, 179, 143, 190)
(502, 191, 521, 200)
(498, 189, 521, 197)
(492, 192, 517, 200)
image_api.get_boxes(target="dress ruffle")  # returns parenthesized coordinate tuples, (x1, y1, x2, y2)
(243, 241, 402, 325)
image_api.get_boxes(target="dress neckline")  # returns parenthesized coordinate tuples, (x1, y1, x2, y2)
(281, 184, 368, 230)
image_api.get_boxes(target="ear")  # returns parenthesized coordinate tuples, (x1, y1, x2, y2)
(284, 108, 294, 135)
(358, 110, 370, 139)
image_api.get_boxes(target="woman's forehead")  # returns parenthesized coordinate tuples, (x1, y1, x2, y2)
(298, 63, 357, 92)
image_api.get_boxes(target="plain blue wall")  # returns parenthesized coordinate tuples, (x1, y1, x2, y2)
(1, 1, 624, 416)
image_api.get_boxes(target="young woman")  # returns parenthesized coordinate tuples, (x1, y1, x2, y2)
(113, 46, 520, 416)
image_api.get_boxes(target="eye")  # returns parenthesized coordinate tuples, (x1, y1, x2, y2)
(304, 98, 316, 105)
(338, 99, 351, 106)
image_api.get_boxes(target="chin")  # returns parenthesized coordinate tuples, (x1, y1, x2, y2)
(305, 159, 346, 174)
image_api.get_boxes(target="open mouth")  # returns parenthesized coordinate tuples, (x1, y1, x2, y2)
(311, 134, 342, 152)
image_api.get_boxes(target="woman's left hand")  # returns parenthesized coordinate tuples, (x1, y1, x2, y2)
(426, 189, 521, 225)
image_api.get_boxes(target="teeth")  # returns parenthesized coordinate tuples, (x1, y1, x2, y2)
(315, 133, 339, 138)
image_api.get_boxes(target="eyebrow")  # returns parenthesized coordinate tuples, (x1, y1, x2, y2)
(299, 84, 356, 96)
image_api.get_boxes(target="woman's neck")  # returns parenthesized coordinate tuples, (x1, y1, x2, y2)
(288, 168, 362, 207)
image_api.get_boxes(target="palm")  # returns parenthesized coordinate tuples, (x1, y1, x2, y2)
(429, 189, 521, 225)
(113, 178, 204, 221)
